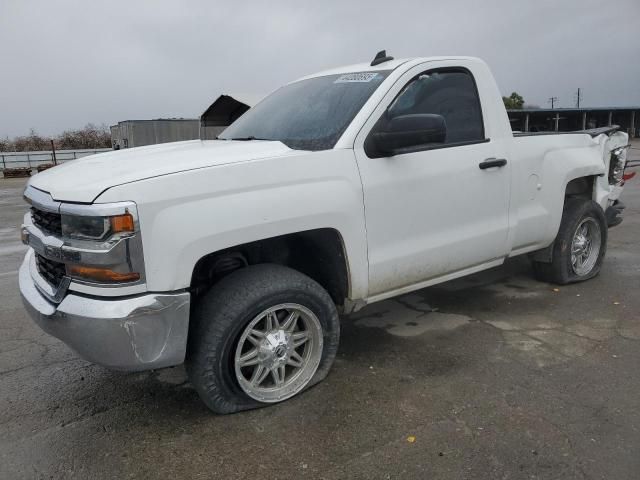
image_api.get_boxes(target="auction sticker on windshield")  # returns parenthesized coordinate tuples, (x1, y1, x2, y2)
(334, 72, 379, 83)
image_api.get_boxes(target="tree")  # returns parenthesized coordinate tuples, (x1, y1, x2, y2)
(0, 136, 11, 152)
(502, 92, 525, 109)
(1, 124, 113, 152)
(12, 128, 50, 152)
(57, 123, 111, 149)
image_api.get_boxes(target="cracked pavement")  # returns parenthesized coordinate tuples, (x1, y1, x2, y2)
(1, 162, 639, 479)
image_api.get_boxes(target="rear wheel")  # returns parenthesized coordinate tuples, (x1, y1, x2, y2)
(186, 264, 340, 414)
(532, 198, 607, 285)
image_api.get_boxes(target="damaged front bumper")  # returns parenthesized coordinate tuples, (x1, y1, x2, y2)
(19, 250, 190, 371)
(605, 200, 625, 228)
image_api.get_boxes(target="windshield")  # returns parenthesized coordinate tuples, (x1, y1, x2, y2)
(219, 71, 391, 151)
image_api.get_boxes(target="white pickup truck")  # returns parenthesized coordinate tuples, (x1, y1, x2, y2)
(19, 53, 630, 413)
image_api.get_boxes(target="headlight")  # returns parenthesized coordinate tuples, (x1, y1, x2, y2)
(23, 188, 146, 289)
(609, 145, 629, 185)
(61, 213, 135, 240)
(57, 203, 144, 285)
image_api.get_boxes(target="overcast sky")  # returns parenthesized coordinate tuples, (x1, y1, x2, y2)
(1, 0, 639, 138)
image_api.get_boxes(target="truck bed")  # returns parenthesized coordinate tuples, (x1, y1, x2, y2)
(513, 125, 620, 138)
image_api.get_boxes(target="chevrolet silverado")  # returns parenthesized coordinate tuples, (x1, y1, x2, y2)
(19, 52, 630, 413)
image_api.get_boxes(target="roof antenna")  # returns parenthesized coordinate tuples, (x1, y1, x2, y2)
(370, 50, 394, 66)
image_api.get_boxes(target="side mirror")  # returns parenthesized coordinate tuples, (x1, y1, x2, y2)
(371, 114, 446, 157)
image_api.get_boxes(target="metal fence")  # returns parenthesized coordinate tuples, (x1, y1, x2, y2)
(0, 148, 111, 171)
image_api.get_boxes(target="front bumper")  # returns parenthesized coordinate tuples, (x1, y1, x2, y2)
(605, 200, 625, 228)
(19, 250, 190, 371)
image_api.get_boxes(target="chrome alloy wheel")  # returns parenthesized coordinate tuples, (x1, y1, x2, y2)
(234, 303, 323, 403)
(570, 218, 601, 276)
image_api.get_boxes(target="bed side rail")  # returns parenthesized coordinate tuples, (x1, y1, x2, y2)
(514, 125, 620, 138)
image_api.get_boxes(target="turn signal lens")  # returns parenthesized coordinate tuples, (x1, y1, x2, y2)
(67, 265, 140, 283)
(110, 213, 135, 234)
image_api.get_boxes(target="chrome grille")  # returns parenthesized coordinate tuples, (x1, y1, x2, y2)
(35, 253, 66, 289)
(31, 207, 62, 236)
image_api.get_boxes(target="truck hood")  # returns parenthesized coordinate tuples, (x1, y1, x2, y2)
(28, 140, 294, 203)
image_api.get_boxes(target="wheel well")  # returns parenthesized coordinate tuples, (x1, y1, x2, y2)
(565, 176, 595, 200)
(532, 176, 597, 264)
(190, 228, 349, 307)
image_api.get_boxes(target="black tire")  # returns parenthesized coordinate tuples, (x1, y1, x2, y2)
(532, 198, 607, 285)
(186, 264, 340, 414)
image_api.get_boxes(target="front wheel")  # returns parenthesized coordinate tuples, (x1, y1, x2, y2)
(186, 264, 340, 414)
(532, 198, 608, 285)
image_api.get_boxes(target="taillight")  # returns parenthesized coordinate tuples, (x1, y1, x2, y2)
(608, 146, 629, 185)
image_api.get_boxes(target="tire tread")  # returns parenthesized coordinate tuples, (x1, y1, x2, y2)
(186, 264, 339, 414)
(532, 198, 607, 285)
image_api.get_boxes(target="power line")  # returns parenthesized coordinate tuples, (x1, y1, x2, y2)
(548, 96, 558, 109)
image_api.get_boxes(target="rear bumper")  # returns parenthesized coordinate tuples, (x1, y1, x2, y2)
(19, 250, 190, 371)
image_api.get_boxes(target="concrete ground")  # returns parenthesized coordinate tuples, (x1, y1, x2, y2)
(1, 156, 639, 479)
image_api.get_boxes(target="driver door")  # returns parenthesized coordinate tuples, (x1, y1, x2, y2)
(354, 63, 510, 297)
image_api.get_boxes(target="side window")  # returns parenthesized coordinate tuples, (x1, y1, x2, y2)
(385, 69, 485, 145)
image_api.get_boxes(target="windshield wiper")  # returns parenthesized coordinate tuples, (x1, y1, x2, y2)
(227, 136, 271, 141)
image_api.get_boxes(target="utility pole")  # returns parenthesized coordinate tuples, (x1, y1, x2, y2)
(575, 88, 582, 108)
(548, 97, 558, 109)
(50, 139, 57, 166)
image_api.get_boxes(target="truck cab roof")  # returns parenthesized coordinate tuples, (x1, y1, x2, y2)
(294, 56, 485, 83)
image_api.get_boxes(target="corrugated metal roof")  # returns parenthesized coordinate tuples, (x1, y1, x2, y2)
(200, 94, 265, 127)
(110, 118, 197, 127)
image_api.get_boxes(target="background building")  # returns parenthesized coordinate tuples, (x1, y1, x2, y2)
(110, 94, 263, 148)
(110, 101, 639, 150)
(200, 94, 263, 140)
(110, 119, 200, 149)
(507, 106, 639, 137)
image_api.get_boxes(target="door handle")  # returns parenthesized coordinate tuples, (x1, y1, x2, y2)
(479, 158, 507, 170)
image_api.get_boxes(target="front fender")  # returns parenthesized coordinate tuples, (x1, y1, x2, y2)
(96, 149, 369, 300)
